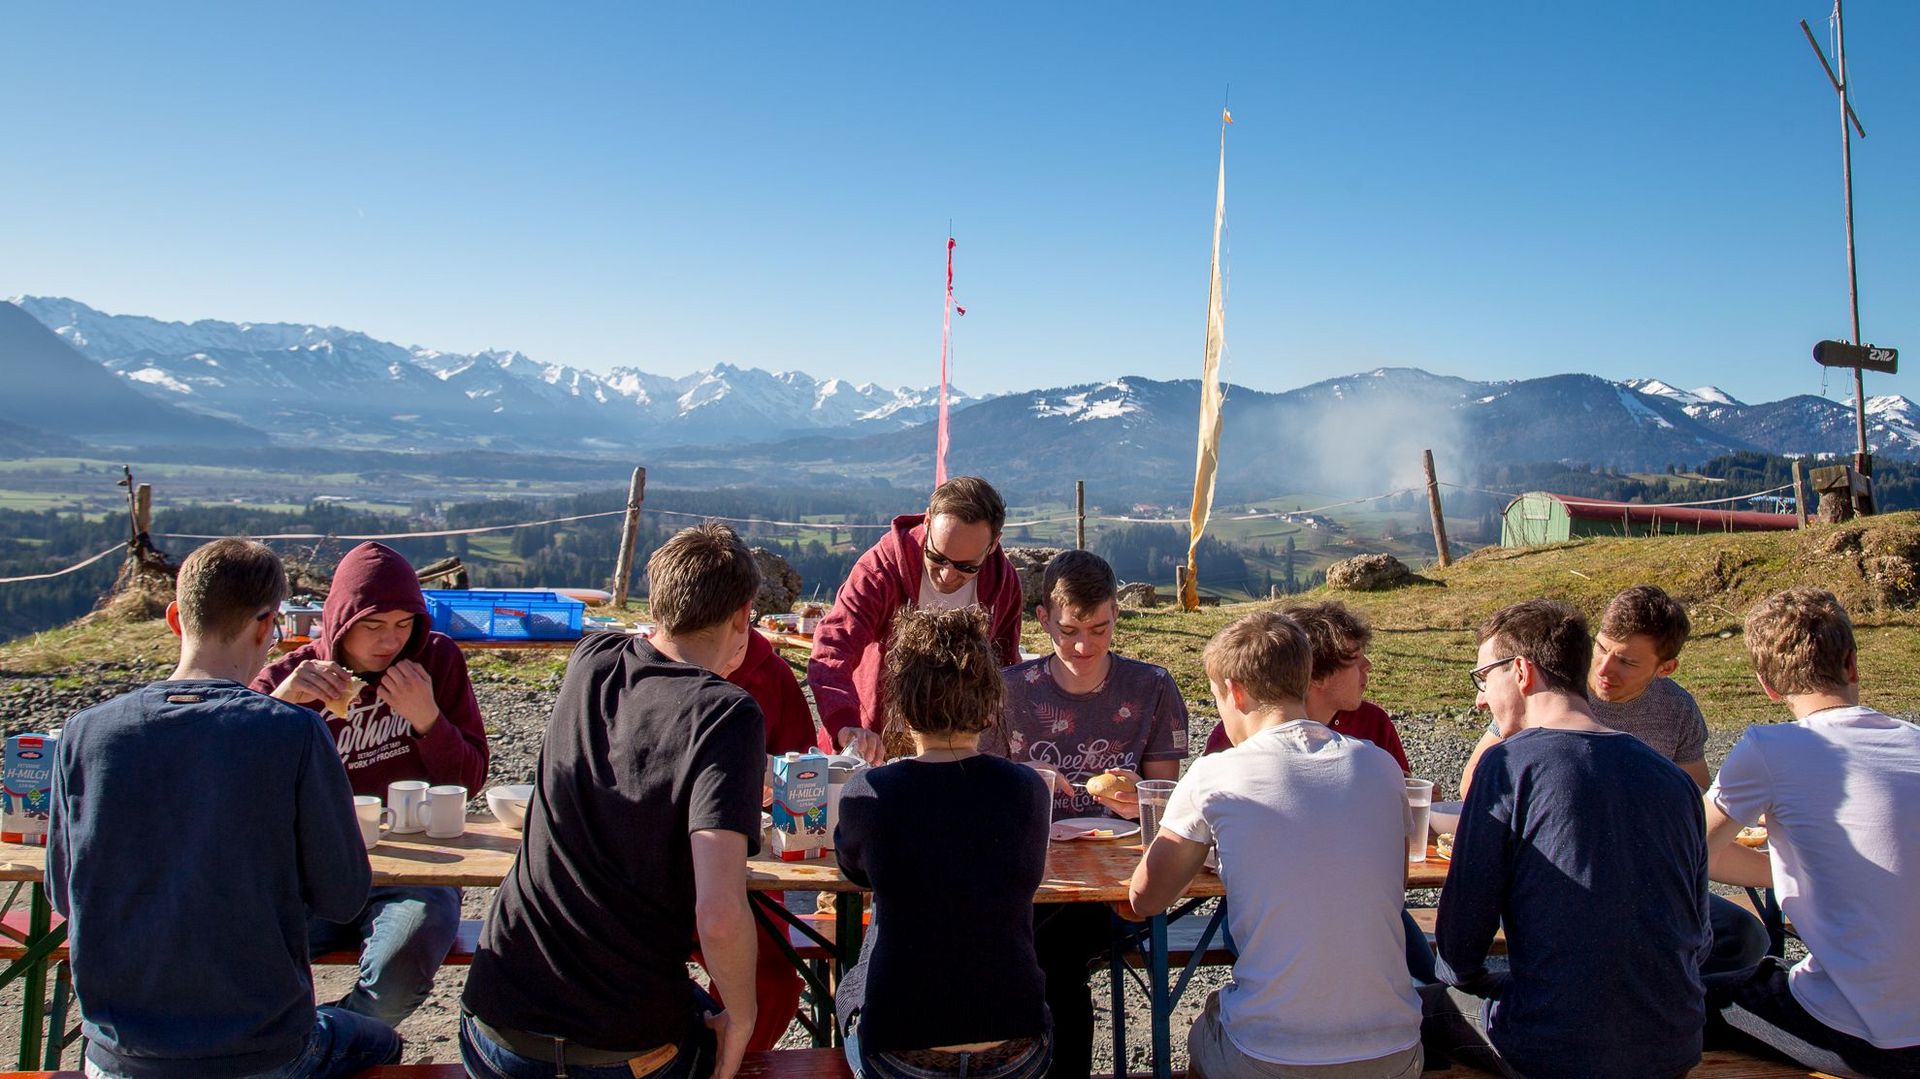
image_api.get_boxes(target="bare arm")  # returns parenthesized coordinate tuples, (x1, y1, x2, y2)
(1120, 830, 1211, 921)
(1680, 759, 1711, 791)
(1703, 798, 1772, 889)
(692, 829, 756, 1079)
(1457, 729, 1500, 801)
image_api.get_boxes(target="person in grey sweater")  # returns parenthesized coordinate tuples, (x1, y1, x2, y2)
(51, 539, 400, 1079)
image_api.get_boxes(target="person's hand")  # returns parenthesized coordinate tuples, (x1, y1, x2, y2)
(707, 1006, 753, 1079)
(270, 659, 353, 708)
(378, 659, 440, 735)
(1090, 767, 1144, 820)
(838, 727, 885, 765)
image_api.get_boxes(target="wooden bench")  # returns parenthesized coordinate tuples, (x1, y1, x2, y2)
(0, 913, 483, 967)
(0, 1045, 1839, 1078)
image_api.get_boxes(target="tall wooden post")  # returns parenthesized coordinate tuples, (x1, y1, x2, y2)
(1175, 566, 1190, 609)
(1792, 459, 1811, 527)
(611, 466, 648, 609)
(134, 484, 152, 538)
(1075, 481, 1086, 551)
(1423, 449, 1452, 568)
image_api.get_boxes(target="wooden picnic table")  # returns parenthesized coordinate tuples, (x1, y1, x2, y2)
(0, 822, 1451, 1076)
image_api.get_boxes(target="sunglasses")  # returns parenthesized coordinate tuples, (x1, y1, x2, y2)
(257, 609, 285, 644)
(922, 539, 992, 576)
(1469, 656, 1518, 692)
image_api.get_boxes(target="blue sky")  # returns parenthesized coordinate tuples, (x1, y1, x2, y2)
(2, 2, 1915, 405)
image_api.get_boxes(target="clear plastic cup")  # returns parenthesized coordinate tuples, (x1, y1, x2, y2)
(1405, 778, 1435, 863)
(1025, 762, 1060, 824)
(1137, 779, 1178, 847)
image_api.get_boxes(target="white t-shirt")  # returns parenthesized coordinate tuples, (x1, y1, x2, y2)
(1159, 720, 1420, 1066)
(1708, 705, 1920, 1049)
(917, 564, 979, 611)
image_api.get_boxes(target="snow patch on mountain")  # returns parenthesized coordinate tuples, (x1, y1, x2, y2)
(1615, 387, 1674, 429)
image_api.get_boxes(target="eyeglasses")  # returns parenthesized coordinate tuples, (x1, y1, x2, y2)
(1469, 656, 1518, 692)
(923, 539, 992, 576)
(257, 610, 285, 644)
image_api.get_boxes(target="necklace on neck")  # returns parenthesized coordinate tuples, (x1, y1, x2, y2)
(1051, 654, 1112, 695)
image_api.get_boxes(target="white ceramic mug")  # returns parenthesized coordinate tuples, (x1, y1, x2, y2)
(352, 795, 391, 850)
(387, 781, 429, 834)
(424, 784, 467, 839)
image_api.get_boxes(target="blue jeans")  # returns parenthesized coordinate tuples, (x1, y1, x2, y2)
(307, 884, 460, 1025)
(459, 1012, 717, 1079)
(84, 1006, 400, 1079)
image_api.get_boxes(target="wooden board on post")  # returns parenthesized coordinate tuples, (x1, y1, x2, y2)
(611, 466, 648, 609)
(1422, 449, 1450, 568)
(1791, 459, 1811, 527)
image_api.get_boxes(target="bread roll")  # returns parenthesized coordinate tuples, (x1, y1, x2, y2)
(326, 676, 368, 720)
(1085, 772, 1137, 801)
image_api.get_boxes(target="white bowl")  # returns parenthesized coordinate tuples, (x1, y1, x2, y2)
(486, 784, 534, 830)
(1428, 800, 1463, 838)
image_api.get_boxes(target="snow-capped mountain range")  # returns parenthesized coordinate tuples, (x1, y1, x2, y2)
(5, 297, 1918, 494)
(8, 296, 984, 452)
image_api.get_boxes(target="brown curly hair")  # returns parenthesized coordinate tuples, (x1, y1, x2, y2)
(884, 606, 1005, 737)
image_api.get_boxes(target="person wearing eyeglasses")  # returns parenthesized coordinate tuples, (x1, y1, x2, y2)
(52, 539, 401, 1078)
(1420, 599, 1710, 1079)
(809, 476, 1023, 765)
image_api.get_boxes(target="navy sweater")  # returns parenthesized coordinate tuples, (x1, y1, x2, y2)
(50, 680, 369, 1078)
(1438, 727, 1710, 1079)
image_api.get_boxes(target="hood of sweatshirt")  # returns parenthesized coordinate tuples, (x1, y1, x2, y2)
(315, 542, 429, 672)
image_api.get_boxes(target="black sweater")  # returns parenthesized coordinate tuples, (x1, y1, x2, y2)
(833, 755, 1051, 1050)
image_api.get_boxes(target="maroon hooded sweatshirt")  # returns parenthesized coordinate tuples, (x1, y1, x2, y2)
(807, 513, 1022, 744)
(253, 542, 490, 796)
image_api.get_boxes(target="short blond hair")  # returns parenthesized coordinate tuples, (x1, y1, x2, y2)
(1744, 586, 1855, 696)
(175, 539, 287, 642)
(645, 523, 759, 636)
(1203, 610, 1311, 711)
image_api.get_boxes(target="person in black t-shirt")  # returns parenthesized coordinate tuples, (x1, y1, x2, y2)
(835, 606, 1053, 1079)
(462, 524, 767, 1079)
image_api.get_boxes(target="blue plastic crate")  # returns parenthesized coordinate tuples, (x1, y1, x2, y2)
(423, 589, 585, 641)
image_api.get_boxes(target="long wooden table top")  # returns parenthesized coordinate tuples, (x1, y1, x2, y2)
(0, 819, 1451, 897)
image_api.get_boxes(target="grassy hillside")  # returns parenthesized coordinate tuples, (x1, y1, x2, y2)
(8, 513, 1919, 737)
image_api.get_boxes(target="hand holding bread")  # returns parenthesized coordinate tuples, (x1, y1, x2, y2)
(269, 659, 360, 716)
(1085, 768, 1144, 820)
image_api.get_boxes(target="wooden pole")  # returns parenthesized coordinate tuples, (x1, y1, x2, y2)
(1792, 459, 1811, 527)
(134, 483, 152, 537)
(1176, 565, 1190, 609)
(1423, 449, 1452, 568)
(1075, 481, 1086, 551)
(611, 466, 648, 609)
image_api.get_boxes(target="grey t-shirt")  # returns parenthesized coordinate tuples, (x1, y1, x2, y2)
(1484, 677, 1707, 764)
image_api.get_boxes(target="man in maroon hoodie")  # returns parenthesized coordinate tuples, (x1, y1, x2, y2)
(809, 476, 1024, 764)
(254, 541, 491, 1025)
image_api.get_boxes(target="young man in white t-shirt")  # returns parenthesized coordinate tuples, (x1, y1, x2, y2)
(1122, 610, 1421, 1078)
(1702, 587, 1920, 1076)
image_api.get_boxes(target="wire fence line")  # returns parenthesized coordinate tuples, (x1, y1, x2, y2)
(2, 477, 1803, 590)
(0, 542, 129, 585)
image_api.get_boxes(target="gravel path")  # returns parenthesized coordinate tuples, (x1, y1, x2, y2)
(0, 673, 1764, 1070)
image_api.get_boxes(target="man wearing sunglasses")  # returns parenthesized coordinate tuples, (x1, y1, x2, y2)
(1420, 599, 1709, 1079)
(810, 476, 1023, 764)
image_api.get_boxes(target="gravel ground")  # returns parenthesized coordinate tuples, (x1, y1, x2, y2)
(0, 672, 1771, 1071)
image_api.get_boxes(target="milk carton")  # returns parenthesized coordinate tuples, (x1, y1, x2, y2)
(769, 751, 829, 861)
(3, 732, 59, 846)
(822, 755, 865, 853)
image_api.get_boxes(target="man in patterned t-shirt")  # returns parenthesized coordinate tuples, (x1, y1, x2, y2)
(990, 550, 1188, 1079)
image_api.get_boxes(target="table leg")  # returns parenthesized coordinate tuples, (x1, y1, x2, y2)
(1148, 914, 1170, 1079)
(17, 884, 50, 1070)
(834, 893, 865, 966)
(1109, 925, 1129, 1076)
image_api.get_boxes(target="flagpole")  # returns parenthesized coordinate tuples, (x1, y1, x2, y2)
(936, 235, 956, 488)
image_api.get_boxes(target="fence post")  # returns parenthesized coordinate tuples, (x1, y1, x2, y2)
(611, 466, 648, 609)
(1075, 481, 1086, 551)
(1792, 459, 1811, 527)
(1423, 449, 1452, 568)
(1176, 565, 1190, 610)
(134, 484, 152, 538)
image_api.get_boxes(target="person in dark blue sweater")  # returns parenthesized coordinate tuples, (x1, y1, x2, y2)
(50, 539, 400, 1079)
(834, 606, 1053, 1079)
(1422, 599, 1709, 1079)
